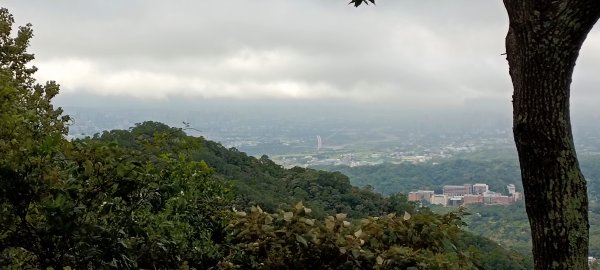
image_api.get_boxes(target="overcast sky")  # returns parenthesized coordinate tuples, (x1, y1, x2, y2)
(3, 0, 600, 108)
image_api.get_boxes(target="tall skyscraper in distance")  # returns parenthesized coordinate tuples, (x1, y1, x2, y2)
(316, 135, 322, 152)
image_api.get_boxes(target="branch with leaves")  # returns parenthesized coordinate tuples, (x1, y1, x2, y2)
(349, 0, 375, 7)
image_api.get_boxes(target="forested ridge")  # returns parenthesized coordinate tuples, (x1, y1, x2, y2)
(316, 155, 600, 212)
(314, 159, 522, 196)
(92, 122, 414, 219)
(1, 119, 535, 269)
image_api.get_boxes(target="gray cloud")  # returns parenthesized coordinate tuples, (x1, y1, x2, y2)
(3, 0, 599, 106)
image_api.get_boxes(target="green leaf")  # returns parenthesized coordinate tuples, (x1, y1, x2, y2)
(294, 201, 304, 210)
(296, 234, 308, 247)
(264, 215, 273, 225)
(283, 212, 294, 221)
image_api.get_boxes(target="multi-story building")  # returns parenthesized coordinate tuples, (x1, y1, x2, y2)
(482, 191, 499, 203)
(408, 183, 521, 207)
(512, 191, 523, 201)
(482, 191, 513, 205)
(463, 194, 483, 205)
(472, 183, 489, 195)
(448, 196, 464, 206)
(443, 184, 472, 196)
(408, 192, 419, 202)
(491, 195, 513, 205)
(507, 184, 516, 195)
(430, 194, 448, 206)
(408, 190, 434, 203)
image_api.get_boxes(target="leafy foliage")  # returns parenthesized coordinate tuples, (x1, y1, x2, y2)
(463, 201, 600, 260)
(220, 202, 471, 269)
(219, 202, 531, 270)
(0, 6, 69, 231)
(461, 203, 532, 256)
(349, 0, 375, 7)
(1, 7, 70, 267)
(2, 129, 233, 269)
(0, 10, 231, 268)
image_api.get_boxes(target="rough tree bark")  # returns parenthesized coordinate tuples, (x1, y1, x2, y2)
(503, 1, 600, 269)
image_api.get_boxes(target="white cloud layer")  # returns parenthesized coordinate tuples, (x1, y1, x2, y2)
(3, 0, 600, 106)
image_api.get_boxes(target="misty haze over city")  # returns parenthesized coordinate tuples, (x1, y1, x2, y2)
(4, 0, 600, 161)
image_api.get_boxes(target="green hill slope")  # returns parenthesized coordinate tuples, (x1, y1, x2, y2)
(91, 121, 414, 219)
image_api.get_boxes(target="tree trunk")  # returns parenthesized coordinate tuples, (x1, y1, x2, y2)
(503, 1, 600, 269)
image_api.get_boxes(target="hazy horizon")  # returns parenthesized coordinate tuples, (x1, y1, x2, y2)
(3, 0, 599, 150)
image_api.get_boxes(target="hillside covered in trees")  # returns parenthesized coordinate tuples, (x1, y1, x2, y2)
(315, 154, 600, 214)
(314, 160, 523, 196)
(91, 121, 414, 220)
(1, 118, 534, 269)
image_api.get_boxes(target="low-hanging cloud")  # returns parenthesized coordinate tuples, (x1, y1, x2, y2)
(4, 0, 599, 106)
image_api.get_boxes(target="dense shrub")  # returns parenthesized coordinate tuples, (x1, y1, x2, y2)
(220, 202, 477, 270)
